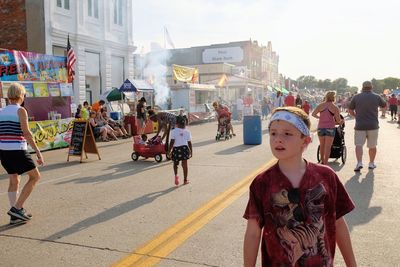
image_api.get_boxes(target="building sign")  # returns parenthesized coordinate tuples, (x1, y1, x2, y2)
(0, 48, 68, 83)
(202, 47, 244, 64)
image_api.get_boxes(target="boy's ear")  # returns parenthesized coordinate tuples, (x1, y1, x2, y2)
(303, 135, 312, 146)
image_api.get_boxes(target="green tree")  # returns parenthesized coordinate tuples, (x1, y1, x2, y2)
(382, 77, 400, 90)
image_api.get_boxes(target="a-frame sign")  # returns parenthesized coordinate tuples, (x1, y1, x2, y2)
(67, 119, 101, 163)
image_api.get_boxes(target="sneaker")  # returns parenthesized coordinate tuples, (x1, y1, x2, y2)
(184, 179, 190, 185)
(7, 207, 32, 221)
(354, 162, 363, 172)
(174, 175, 179, 186)
(368, 162, 377, 169)
(10, 215, 29, 225)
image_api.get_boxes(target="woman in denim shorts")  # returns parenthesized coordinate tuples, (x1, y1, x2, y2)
(312, 91, 343, 165)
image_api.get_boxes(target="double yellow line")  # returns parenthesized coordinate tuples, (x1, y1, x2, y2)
(112, 159, 276, 267)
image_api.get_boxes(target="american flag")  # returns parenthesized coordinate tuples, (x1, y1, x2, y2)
(67, 35, 76, 83)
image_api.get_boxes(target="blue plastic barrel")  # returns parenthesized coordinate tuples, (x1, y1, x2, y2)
(243, 115, 262, 145)
(110, 111, 121, 121)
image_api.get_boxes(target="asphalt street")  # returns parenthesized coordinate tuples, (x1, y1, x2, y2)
(0, 115, 399, 266)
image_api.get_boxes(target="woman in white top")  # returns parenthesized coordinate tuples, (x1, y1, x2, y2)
(0, 83, 43, 224)
(273, 91, 284, 110)
(168, 116, 192, 186)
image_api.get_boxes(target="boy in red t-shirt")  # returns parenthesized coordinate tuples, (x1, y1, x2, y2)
(243, 106, 356, 267)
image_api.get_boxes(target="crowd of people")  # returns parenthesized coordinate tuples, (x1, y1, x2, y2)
(2, 79, 399, 266)
(75, 99, 130, 142)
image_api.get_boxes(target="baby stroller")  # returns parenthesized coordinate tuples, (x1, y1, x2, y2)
(216, 116, 233, 141)
(131, 135, 169, 162)
(317, 119, 347, 164)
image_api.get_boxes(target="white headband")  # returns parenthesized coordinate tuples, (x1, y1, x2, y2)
(269, 111, 310, 136)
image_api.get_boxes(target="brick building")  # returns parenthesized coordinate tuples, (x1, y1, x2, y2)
(0, 0, 136, 105)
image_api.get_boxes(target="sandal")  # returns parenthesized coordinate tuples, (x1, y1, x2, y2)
(102, 139, 109, 142)
(184, 179, 190, 185)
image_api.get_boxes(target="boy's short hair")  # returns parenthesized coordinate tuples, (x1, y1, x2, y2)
(7, 83, 26, 100)
(271, 106, 311, 130)
(99, 100, 105, 105)
(141, 134, 147, 139)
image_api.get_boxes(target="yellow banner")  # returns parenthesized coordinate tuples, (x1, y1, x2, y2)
(28, 118, 74, 151)
(173, 64, 198, 83)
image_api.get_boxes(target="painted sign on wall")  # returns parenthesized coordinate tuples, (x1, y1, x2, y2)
(202, 47, 244, 64)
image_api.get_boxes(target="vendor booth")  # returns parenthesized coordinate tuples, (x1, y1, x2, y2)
(0, 48, 74, 151)
(117, 79, 156, 135)
(170, 83, 216, 123)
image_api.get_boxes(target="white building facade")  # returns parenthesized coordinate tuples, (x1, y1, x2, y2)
(45, 0, 136, 105)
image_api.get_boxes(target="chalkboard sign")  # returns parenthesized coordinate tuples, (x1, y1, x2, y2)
(67, 119, 100, 162)
(69, 120, 86, 156)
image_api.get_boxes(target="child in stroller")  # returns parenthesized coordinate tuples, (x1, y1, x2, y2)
(213, 101, 235, 141)
(216, 115, 233, 141)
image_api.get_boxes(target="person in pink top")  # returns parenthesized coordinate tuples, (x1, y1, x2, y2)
(312, 91, 343, 165)
(388, 93, 398, 121)
(284, 92, 295, 106)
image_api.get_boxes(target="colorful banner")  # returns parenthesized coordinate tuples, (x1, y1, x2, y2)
(48, 83, 61, 96)
(172, 64, 198, 83)
(24, 83, 35, 97)
(60, 83, 73, 96)
(28, 118, 74, 152)
(33, 82, 49, 97)
(1, 82, 11, 98)
(0, 48, 68, 83)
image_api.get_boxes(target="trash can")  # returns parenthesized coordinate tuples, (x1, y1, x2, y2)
(243, 115, 262, 145)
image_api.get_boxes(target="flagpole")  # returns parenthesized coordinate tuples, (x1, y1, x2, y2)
(163, 26, 166, 49)
(67, 33, 76, 112)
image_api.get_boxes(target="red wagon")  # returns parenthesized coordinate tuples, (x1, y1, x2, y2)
(131, 135, 169, 162)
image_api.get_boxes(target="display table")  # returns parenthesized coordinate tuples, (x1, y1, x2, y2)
(28, 117, 74, 152)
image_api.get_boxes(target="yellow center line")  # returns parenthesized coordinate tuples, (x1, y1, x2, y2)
(112, 159, 277, 267)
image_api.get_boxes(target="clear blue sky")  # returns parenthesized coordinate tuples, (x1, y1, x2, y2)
(133, 0, 400, 87)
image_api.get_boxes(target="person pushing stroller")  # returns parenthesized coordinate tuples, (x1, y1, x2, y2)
(212, 101, 236, 140)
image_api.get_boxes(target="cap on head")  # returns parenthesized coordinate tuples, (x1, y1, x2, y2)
(362, 81, 373, 90)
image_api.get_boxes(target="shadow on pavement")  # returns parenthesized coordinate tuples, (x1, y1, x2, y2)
(192, 139, 216, 148)
(328, 161, 345, 172)
(0, 221, 27, 232)
(215, 144, 255, 155)
(344, 170, 382, 232)
(44, 186, 178, 241)
(56, 160, 170, 185)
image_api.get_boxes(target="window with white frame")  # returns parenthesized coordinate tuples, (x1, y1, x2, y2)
(113, 0, 123, 26)
(88, 0, 99, 18)
(56, 0, 70, 10)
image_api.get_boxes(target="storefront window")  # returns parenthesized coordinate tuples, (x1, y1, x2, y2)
(56, 0, 70, 10)
(113, 0, 123, 25)
(88, 0, 99, 18)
